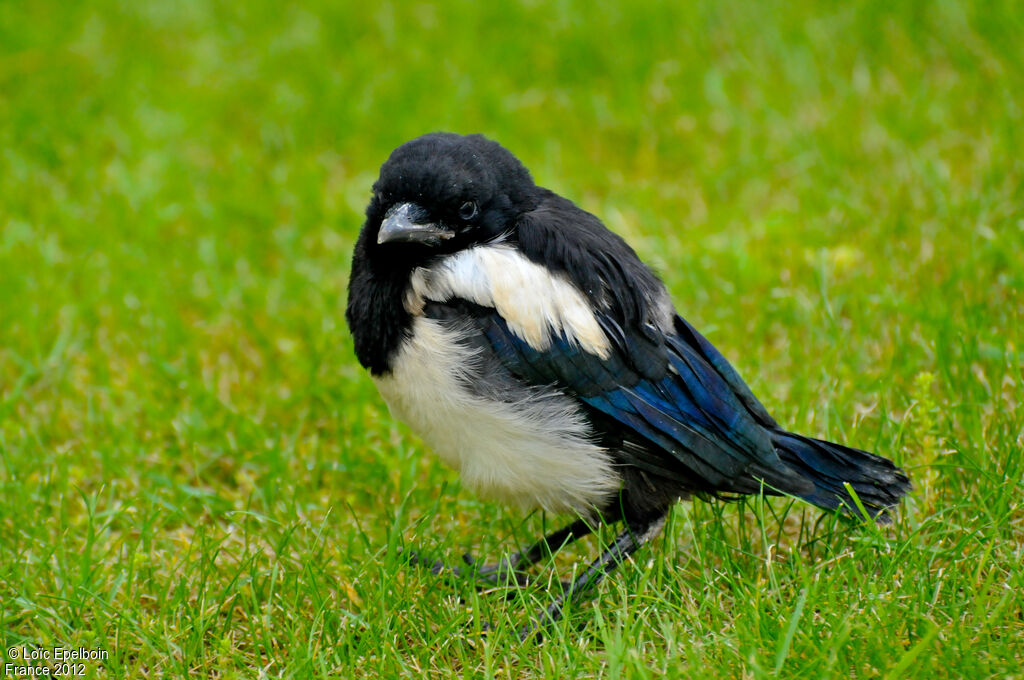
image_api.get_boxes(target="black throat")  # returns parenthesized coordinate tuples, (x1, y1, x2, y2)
(345, 228, 419, 375)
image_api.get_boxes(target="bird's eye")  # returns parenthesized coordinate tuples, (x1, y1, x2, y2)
(458, 201, 478, 221)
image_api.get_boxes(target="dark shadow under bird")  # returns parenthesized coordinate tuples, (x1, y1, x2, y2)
(345, 132, 910, 638)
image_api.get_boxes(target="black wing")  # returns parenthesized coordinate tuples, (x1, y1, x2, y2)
(423, 300, 813, 498)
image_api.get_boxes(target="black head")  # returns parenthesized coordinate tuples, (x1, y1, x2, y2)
(364, 133, 540, 259)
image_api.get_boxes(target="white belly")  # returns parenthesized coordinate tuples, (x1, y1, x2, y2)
(373, 317, 619, 514)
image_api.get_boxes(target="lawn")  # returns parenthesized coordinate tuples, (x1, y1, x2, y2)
(1, 0, 1022, 677)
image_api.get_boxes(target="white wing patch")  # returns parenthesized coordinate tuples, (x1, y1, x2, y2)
(405, 245, 611, 358)
(374, 318, 620, 514)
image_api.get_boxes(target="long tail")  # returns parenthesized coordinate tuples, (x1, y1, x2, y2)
(772, 430, 911, 522)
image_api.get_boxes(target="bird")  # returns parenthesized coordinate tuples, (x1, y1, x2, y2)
(345, 132, 910, 637)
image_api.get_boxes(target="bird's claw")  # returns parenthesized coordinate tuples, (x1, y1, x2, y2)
(468, 554, 532, 588)
(397, 547, 458, 579)
(518, 623, 544, 643)
(401, 547, 532, 589)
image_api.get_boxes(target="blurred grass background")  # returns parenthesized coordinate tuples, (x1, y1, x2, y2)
(1, 0, 1022, 677)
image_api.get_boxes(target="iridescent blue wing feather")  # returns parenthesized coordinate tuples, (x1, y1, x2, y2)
(424, 301, 813, 497)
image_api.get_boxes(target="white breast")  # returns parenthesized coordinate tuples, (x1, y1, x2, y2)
(373, 317, 620, 514)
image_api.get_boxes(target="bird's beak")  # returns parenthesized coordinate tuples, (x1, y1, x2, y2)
(377, 202, 453, 246)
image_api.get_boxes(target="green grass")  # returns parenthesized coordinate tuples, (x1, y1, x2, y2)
(1, 0, 1022, 677)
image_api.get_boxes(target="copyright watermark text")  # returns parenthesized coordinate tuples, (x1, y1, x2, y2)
(5, 646, 108, 676)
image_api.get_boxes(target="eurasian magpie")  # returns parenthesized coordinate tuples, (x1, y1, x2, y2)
(346, 132, 910, 636)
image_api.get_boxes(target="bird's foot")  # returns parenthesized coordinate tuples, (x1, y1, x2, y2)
(516, 600, 566, 642)
(460, 553, 533, 588)
(398, 547, 533, 590)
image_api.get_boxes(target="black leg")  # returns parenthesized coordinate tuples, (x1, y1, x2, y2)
(518, 512, 667, 641)
(404, 517, 600, 588)
(468, 517, 599, 585)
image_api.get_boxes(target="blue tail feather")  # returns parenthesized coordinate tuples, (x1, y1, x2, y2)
(772, 430, 911, 522)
